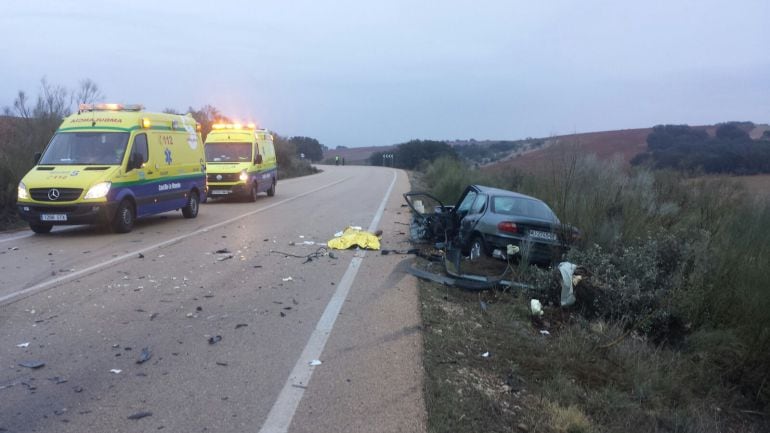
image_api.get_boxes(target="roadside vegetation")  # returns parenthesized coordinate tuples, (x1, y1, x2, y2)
(0, 78, 320, 231)
(416, 150, 770, 432)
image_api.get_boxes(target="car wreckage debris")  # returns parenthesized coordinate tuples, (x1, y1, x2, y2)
(18, 360, 45, 369)
(127, 411, 153, 420)
(136, 347, 152, 364)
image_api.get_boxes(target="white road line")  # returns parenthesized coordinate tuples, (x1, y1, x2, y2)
(0, 176, 350, 306)
(258, 170, 398, 433)
(0, 232, 34, 244)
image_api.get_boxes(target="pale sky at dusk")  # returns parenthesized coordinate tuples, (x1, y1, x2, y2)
(2, 0, 768, 147)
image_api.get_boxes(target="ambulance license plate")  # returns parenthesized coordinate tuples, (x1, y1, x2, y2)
(41, 214, 67, 222)
(211, 190, 231, 195)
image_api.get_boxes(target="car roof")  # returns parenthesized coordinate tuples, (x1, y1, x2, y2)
(470, 184, 543, 202)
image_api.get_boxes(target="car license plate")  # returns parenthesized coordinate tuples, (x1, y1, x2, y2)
(41, 214, 67, 222)
(529, 230, 556, 241)
(211, 190, 231, 195)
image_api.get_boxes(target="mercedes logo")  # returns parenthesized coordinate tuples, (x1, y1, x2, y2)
(216, 174, 222, 181)
(47, 188, 61, 201)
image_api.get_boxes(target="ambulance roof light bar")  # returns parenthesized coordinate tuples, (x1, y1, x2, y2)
(79, 103, 144, 113)
(211, 122, 258, 130)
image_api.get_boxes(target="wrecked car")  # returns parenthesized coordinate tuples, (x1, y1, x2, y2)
(405, 185, 578, 265)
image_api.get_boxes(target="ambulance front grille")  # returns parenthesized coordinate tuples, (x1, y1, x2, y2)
(30, 188, 83, 202)
(207, 173, 240, 182)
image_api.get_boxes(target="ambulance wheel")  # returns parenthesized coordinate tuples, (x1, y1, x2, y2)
(112, 199, 135, 233)
(267, 179, 276, 197)
(248, 183, 258, 202)
(182, 191, 199, 218)
(30, 223, 53, 234)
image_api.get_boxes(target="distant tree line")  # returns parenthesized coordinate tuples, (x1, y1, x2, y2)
(631, 122, 770, 174)
(370, 139, 457, 169)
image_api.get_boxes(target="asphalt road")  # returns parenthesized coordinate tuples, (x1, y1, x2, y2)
(0, 166, 426, 433)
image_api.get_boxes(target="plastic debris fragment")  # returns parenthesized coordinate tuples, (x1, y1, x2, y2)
(19, 360, 45, 369)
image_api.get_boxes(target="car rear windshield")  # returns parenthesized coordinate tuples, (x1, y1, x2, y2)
(39, 132, 129, 165)
(492, 196, 556, 221)
(206, 142, 252, 162)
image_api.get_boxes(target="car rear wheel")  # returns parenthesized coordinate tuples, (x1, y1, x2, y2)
(182, 191, 199, 218)
(30, 223, 53, 234)
(112, 199, 135, 233)
(468, 236, 488, 261)
(267, 179, 276, 197)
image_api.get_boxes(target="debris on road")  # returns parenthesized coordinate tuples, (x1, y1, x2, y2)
(214, 248, 231, 254)
(16, 342, 30, 348)
(127, 411, 153, 420)
(136, 347, 152, 364)
(216, 361, 228, 366)
(137, 253, 144, 259)
(235, 323, 248, 329)
(18, 360, 45, 369)
(208, 335, 222, 345)
(327, 227, 382, 250)
(381, 248, 419, 255)
(271, 246, 335, 263)
(309, 360, 322, 366)
(47, 376, 68, 384)
(530, 299, 544, 316)
(110, 369, 122, 374)
(539, 330, 551, 336)
(282, 276, 293, 282)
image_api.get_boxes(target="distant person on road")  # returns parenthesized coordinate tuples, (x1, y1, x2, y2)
(335, 155, 339, 166)
(342, 157, 345, 166)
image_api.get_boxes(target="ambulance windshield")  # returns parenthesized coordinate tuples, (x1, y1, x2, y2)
(39, 132, 130, 165)
(205, 142, 252, 162)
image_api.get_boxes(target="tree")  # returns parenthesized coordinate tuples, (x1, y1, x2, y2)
(74, 78, 104, 107)
(715, 122, 750, 141)
(289, 136, 324, 162)
(394, 140, 457, 169)
(187, 105, 229, 140)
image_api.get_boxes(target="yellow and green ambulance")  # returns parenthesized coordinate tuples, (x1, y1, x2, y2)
(205, 122, 277, 201)
(17, 103, 206, 234)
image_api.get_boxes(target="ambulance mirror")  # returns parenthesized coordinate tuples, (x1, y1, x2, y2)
(255, 154, 263, 164)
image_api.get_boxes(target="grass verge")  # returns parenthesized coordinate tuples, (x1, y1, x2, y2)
(420, 275, 770, 433)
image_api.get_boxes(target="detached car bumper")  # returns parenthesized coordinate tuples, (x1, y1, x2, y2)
(483, 234, 565, 264)
(17, 202, 118, 225)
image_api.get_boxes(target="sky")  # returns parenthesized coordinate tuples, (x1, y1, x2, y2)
(1, 0, 769, 148)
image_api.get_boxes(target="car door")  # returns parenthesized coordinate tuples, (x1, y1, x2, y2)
(459, 193, 488, 245)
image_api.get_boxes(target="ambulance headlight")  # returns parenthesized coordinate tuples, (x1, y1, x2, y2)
(239, 170, 249, 181)
(84, 181, 111, 199)
(17, 181, 29, 200)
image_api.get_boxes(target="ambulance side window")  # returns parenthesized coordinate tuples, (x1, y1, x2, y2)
(130, 133, 149, 169)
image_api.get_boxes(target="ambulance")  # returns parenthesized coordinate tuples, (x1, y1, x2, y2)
(16, 103, 206, 234)
(204, 122, 277, 201)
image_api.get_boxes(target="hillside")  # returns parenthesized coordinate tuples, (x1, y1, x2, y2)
(485, 123, 770, 173)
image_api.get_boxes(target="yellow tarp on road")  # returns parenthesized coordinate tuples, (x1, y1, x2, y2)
(327, 227, 381, 250)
